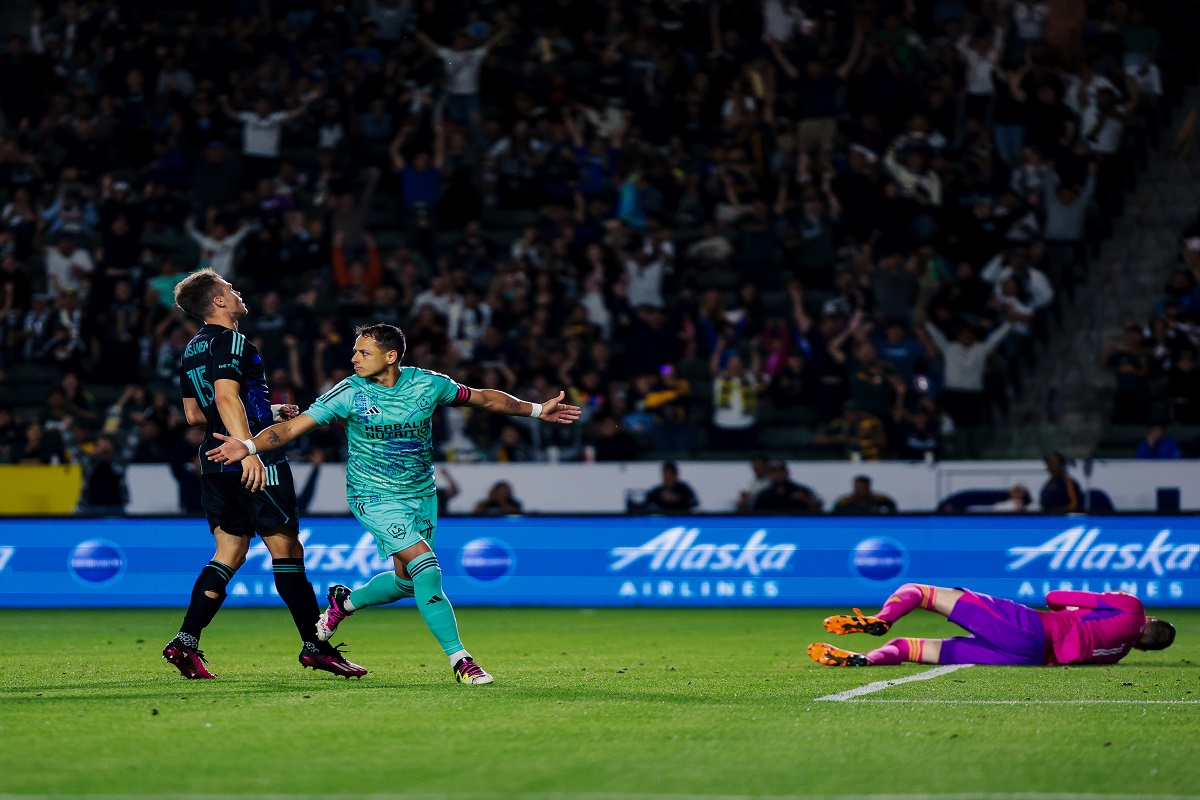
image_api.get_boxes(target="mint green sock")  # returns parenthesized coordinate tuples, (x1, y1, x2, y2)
(407, 552, 464, 656)
(348, 571, 413, 610)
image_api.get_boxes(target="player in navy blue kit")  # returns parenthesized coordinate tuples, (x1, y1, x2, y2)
(162, 268, 366, 679)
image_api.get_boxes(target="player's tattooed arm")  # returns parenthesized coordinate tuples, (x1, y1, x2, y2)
(206, 414, 320, 465)
(465, 388, 582, 424)
(251, 414, 319, 453)
(465, 388, 534, 416)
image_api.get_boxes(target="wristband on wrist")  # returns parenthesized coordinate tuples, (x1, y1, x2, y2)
(242, 438, 257, 455)
(528, 402, 543, 419)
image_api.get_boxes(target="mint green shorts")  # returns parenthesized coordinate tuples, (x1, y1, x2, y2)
(348, 494, 438, 559)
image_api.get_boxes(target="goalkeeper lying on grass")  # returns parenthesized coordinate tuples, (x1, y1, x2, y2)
(809, 585, 1175, 667)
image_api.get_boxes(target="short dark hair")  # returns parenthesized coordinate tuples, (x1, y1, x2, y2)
(173, 268, 223, 320)
(1141, 619, 1176, 651)
(354, 323, 407, 361)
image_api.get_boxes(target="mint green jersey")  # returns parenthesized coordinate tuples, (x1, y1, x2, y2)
(303, 369, 470, 501)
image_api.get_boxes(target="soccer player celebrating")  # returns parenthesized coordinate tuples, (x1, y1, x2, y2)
(808, 584, 1175, 667)
(164, 269, 367, 680)
(205, 323, 582, 685)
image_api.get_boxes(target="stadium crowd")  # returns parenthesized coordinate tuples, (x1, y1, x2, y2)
(0, 0, 1195, 513)
(1107, 206, 1200, 451)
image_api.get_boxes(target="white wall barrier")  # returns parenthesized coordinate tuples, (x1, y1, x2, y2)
(124, 460, 1200, 515)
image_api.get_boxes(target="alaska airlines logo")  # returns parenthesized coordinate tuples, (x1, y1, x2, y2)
(609, 527, 795, 575)
(245, 530, 392, 576)
(1006, 527, 1200, 576)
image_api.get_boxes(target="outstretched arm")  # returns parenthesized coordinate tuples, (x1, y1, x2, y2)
(415, 30, 442, 53)
(465, 388, 581, 424)
(205, 413, 320, 490)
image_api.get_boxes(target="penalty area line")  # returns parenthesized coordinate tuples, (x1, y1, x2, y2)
(814, 664, 971, 702)
(844, 698, 1200, 705)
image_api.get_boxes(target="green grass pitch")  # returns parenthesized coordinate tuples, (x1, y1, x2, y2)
(1, 607, 1199, 799)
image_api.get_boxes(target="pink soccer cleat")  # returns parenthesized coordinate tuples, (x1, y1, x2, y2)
(316, 584, 354, 642)
(163, 636, 217, 679)
(299, 642, 368, 679)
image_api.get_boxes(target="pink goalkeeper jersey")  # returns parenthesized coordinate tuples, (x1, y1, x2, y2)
(1036, 591, 1148, 665)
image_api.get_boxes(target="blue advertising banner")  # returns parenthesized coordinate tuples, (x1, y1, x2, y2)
(0, 516, 1197, 608)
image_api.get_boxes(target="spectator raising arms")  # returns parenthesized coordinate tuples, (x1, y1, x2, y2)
(0, 0, 1189, 478)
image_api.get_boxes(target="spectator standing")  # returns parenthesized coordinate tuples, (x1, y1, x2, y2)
(814, 402, 888, 461)
(624, 235, 671, 310)
(390, 121, 445, 227)
(219, 92, 319, 179)
(44, 235, 94, 297)
(417, 22, 511, 127)
(923, 317, 1012, 428)
(1102, 325, 1153, 425)
(1039, 452, 1082, 513)
(185, 216, 255, 280)
(893, 401, 941, 461)
(709, 351, 759, 451)
(642, 364, 693, 454)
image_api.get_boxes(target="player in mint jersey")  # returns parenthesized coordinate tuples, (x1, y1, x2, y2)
(808, 583, 1175, 667)
(164, 269, 367, 680)
(205, 323, 582, 685)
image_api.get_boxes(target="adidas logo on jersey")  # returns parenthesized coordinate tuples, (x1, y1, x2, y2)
(364, 404, 382, 416)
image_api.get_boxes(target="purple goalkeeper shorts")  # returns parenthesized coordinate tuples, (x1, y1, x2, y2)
(941, 590, 1048, 666)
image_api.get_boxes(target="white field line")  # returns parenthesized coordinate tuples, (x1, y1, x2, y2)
(814, 664, 971, 701)
(845, 698, 1200, 705)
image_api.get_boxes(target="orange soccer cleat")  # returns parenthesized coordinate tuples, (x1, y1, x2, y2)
(823, 608, 892, 636)
(807, 642, 870, 667)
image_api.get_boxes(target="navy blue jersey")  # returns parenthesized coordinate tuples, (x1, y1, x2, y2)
(179, 324, 287, 475)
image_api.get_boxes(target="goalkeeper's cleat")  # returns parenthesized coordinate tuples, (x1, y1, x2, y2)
(453, 656, 493, 685)
(808, 642, 870, 667)
(300, 642, 368, 679)
(163, 637, 217, 679)
(824, 608, 892, 636)
(316, 584, 354, 642)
